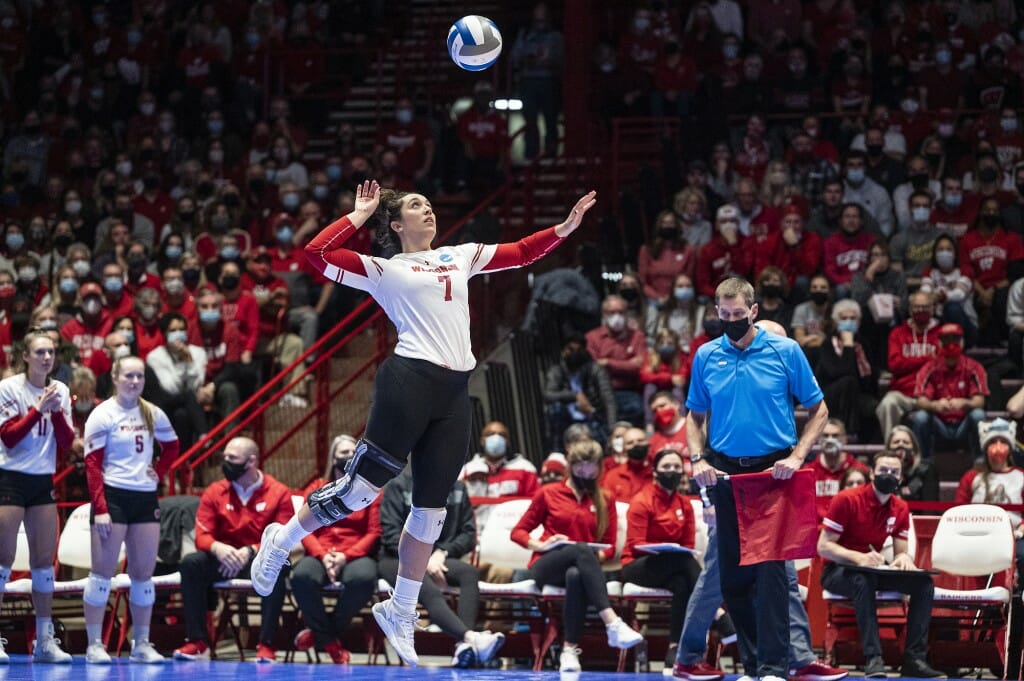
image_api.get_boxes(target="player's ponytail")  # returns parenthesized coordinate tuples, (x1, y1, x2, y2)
(366, 187, 409, 259)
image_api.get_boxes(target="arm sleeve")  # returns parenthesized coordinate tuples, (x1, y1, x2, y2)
(303, 215, 381, 292)
(345, 500, 382, 560)
(954, 471, 974, 504)
(52, 410, 74, 451)
(623, 500, 649, 562)
(84, 447, 108, 515)
(0, 407, 41, 448)
(472, 227, 564, 274)
(510, 490, 547, 547)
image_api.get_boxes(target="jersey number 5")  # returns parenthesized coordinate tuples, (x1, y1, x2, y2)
(437, 275, 452, 302)
(135, 435, 144, 453)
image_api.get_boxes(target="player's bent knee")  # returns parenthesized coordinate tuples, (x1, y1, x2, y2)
(129, 579, 155, 606)
(404, 506, 447, 544)
(308, 438, 403, 526)
(83, 572, 110, 606)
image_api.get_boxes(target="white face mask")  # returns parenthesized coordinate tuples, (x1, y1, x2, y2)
(605, 313, 626, 332)
(112, 343, 130, 359)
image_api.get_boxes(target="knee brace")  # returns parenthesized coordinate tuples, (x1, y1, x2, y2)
(31, 567, 54, 594)
(83, 572, 110, 606)
(404, 506, 447, 545)
(129, 579, 155, 607)
(308, 438, 404, 526)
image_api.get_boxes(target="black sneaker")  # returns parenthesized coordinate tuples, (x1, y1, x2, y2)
(900, 658, 946, 679)
(664, 644, 678, 668)
(864, 656, 887, 678)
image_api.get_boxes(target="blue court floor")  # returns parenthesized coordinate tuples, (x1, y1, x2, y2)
(0, 660, 990, 681)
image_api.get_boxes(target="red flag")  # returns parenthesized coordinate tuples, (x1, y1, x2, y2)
(732, 468, 818, 566)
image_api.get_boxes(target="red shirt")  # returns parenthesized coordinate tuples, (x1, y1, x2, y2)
(601, 460, 652, 505)
(510, 482, 618, 568)
(194, 472, 294, 552)
(823, 229, 875, 286)
(221, 292, 259, 352)
(133, 322, 164, 362)
(375, 119, 433, 180)
(930, 202, 977, 239)
(103, 291, 134, 320)
(640, 351, 690, 391)
(456, 108, 509, 158)
(637, 242, 697, 301)
(913, 354, 989, 423)
(195, 230, 253, 263)
(300, 478, 381, 560)
(754, 229, 822, 286)
(133, 192, 175, 232)
(696, 235, 752, 298)
(60, 314, 113, 368)
(805, 454, 869, 519)
(459, 455, 540, 499)
(125, 272, 162, 297)
(585, 326, 646, 391)
(648, 423, 690, 461)
(958, 227, 1024, 288)
(177, 44, 222, 89)
(822, 483, 910, 560)
(188, 321, 243, 382)
(161, 294, 198, 327)
(886, 320, 940, 395)
(622, 483, 696, 565)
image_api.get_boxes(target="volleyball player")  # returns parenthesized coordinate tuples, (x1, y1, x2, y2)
(251, 180, 597, 665)
(82, 355, 179, 663)
(0, 329, 75, 662)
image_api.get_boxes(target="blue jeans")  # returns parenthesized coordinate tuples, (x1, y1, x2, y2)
(909, 407, 986, 461)
(676, 527, 815, 670)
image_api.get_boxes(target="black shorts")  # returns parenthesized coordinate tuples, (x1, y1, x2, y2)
(92, 486, 160, 525)
(0, 469, 55, 507)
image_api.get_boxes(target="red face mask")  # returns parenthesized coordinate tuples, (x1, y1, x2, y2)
(654, 406, 677, 430)
(940, 341, 962, 359)
(988, 441, 1010, 467)
(912, 311, 931, 326)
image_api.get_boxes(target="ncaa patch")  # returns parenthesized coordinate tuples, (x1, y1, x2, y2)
(440, 253, 453, 263)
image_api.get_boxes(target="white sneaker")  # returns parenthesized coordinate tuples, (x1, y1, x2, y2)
(470, 630, 505, 664)
(129, 639, 166, 663)
(33, 637, 72, 663)
(762, 675, 788, 681)
(0, 637, 8, 664)
(371, 598, 420, 666)
(737, 676, 756, 681)
(606, 618, 643, 649)
(451, 641, 475, 668)
(559, 646, 582, 672)
(280, 394, 309, 408)
(86, 641, 111, 664)
(250, 523, 290, 597)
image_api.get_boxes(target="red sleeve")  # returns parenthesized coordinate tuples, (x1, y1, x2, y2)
(796, 232, 823, 278)
(598, 494, 618, 561)
(640, 353, 674, 388)
(520, 472, 540, 499)
(480, 227, 564, 271)
(822, 492, 849, 535)
(345, 499, 382, 560)
(241, 296, 259, 352)
(913, 362, 935, 398)
(274, 486, 295, 526)
(0, 407, 41, 448)
(85, 447, 108, 515)
(680, 496, 696, 548)
(623, 498, 649, 563)
(510, 489, 548, 547)
(194, 488, 219, 552)
(154, 438, 180, 479)
(52, 411, 74, 451)
(955, 470, 975, 504)
(304, 215, 370, 278)
(886, 327, 918, 379)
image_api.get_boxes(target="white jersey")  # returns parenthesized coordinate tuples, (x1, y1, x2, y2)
(84, 399, 176, 492)
(0, 374, 72, 474)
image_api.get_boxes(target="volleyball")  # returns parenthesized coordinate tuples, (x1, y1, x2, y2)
(447, 15, 502, 71)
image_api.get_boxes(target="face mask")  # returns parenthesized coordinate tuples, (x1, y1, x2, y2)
(909, 173, 929, 190)
(211, 215, 231, 231)
(116, 160, 132, 176)
(846, 168, 865, 184)
(222, 460, 248, 482)
(208, 149, 224, 164)
(988, 441, 1011, 467)
(127, 253, 147, 270)
(1002, 118, 1019, 133)
(104, 276, 123, 293)
(220, 274, 239, 290)
(901, 99, 919, 114)
(605, 313, 625, 332)
(65, 200, 82, 214)
(0, 283, 14, 299)
(396, 109, 414, 124)
(282, 193, 301, 211)
(911, 206, 931, 224)
(165, 329, 188, 344)
(72, 260, 91, 278)
(936, 49, 952, 65)
(6, 233, 23, 250)
(223, 193, 240, 208)
(183, 268, 200, 285)
(627, 444, 649, 461)
(220, 247, 240, 261)
(571, 474, 597, 493)
(674, 286, 694, 303)
(83, 299, 102, 315)
(981, 214, 1000, 228)
(118, 329, 135, 345)
(611, 436, 625, 454)
(654, 470, 682, 492)
(837, 319, 858, 333)
(657, 226, 677, 240)
(940, 341, 962, 359)
(619, 287, 639, 303)
(483, 433, 507, 457)
(944, 193, 962, 208)
(722, 316, 751, 342)
(312, 185, 330, 201)
(276, 227, 294, 243)
(866, 143, 883, 157)
(654, 406, 677, 430)
(265, 169, 277, 183)
(762, 284, 784, 299)
(657, 343, 676, 358)
(703, 317, 723, 338)
(633, 17, 649, 31)
(207, 119, 224, 135)
(37, 319, 57, 331)
(873, 472, 900, 495)
(165, 245, 183, 261)
(723, 44, 738, 60)
(58, 278, 78, 294)
(16, 266, 35, 283)
(326, 164, 343, 181)
(935, 250, 955, 269)
(199, 309, 221, 324)
(112, 343, 131, 359)
(912, 310, 931, 326)
(979, 167, 999, 184)
(139, 101, 156, 116)
(54, 234, 72, 249)
(74, 399, 93, 414)
(139, 304, 158, 321)
(810, 291, 829, 305)
(564, 348, 589, 371)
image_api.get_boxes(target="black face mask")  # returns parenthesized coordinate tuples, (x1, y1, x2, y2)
(100, 184, 117, 199)
(53, 234, 72, 249)
(248, 178, 266, 195)
(657, 227, 678, 240)
(909, 173, 929, 190)
(979, 167, 999, 184)
(762, 284, 784, 299)
(565, 348, 589, 371)
(619, 287, 639, 303)
(655, 471, 683, 492)
(571, 474, 597, 493)
(182, 268, 200, 284)
(873, 473, 900, 495)
(981, 214, 1000, 228)
(220, 275, 240, 290)
(703, 317, 724, 338)
(810, 291, 829, 305)
(722, 316, 751, 342)
(866, 143, 883, 157)
(143, 175, 160, 191)
(222, 460, 248, 481)
(627, 444, 649, 461)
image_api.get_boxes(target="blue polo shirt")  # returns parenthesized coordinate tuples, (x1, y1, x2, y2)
(686, 329, 824, 458)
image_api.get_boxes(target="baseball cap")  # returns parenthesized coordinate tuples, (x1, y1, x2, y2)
(937, 322, 963, 338)
(541, 452, 567, 475)
(80, 282, 103, 298)
(716, 204, 739, 222)
(979, 418, 1017, 452)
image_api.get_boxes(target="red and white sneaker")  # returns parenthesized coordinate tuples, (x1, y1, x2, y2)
(255, 643, 276, 663)
(293, 629, 314, 652)
(673, 661, 726, 681)
(790, 660, 849, 681)
(172, 640, 210, 661)
(324, 640, 351, 664)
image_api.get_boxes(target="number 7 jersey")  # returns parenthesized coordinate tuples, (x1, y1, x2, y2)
(306, 216, 564, 371)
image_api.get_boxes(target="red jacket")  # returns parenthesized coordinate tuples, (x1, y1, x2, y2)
(913, 354, 989, 423)
(823, 229, 875, 286)
(754, 229, 822, 286)
(697, 235, 752, 298)
(194, 472, 294, 552)
(601, 460, 652, 505)
(299, 478, 381, 561)
(511, 482, 618, 568)
(886, 319, 940, 395)
(60, 314, 113, 368)
(804, 454, 869, 520)
(637, 242, 698, 301)
(585, 326, 646, 391)
(622, 483, 696, 565)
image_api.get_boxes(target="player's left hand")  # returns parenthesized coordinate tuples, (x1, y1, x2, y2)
(555, 191, 597, 238)
(770, 454, 804, 480)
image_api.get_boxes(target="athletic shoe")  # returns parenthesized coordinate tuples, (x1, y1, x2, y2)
(85, 641, 111, 664)
(559, 647, 582, 672)
(762, 675, 788, 681)
(471, 630, 505, 664)
(129, 639, 166, 664)
(864, 656, 887, 678)
(672, 661, 726, 681)
(172, 640, 211, 661)
(323, 640, 350, 664)
(372, 598, 420, 666)
(250, 523, 290, 597)
(900, 658, 946, 678)
(451, 642, 476, 668)
(255, 643, 276, 663)
(790, 659, 848, 681)
(606, 618, 643, 649)
(293, 628, 314, 652)
(33, 637, 71, 663)
(0, 637, 8, 664)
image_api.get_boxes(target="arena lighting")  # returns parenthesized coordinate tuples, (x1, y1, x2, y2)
(493, 98, 523, 111)
(602, 271, 624, 283)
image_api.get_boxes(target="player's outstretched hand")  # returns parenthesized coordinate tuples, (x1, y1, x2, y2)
(555, 190, 597, 238)
(353, 180, 381, 217)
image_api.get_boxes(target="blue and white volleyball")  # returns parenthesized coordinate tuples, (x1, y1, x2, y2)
(447, 15, 502, 71)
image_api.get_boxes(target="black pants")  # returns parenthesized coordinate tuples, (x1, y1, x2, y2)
(622, 552, 700, 640)
(710, 451, 792, 678)
(530, 543, 611, 643)
(179, 550, 289, 645)
(360, 355, 472, 508)
(290, 555, 378, 648)
(821, 562, 934, 662)
(379, 555, 480, 640)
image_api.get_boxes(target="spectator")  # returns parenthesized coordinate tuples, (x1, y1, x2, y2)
(839, 467, 868, 490)
(754, 267, 793, 331)
(380, 471, 503, 668)
(585, 295, 645, 425)
(291, 436, 380, 665)
(458, 421, 539, 500)
(920, 235, 979, 348)
(96, 190, 155, 250)
(791, 273, 832, 364)
(647, 391, 689, 463)
(131, 289, 165, 361)
(892, 157, 940, 232)
(876, 291, 941, 437)
(180, 252, 207, 296)
(850, 237, 908, 366)
(540, 452, 568, 485)
(753, 205, 821, 300)
(601, 426, 651, 504)
(650, 40, 698, 119)
(638, 210, 697, 320)
(374, 97, 435, 191)
(245, 253, 306, 408)
(818, 451, 944, 679)
(809, 179, 880, 238)
(3, 111, 48, 187)
(910, 322, 988, 461)
(510, 2, 564, 161)
(124, 242, 161, 295)
(38, 219, 75, 286)
(216, 261, 258, 363)
(101, 261, 134, 320)
(616, 273, 645, 328)
(160, 266, 198, 326)
(815, 300, 878, 440)
(842, 152, 894, 237)
(649, 273, 703, 348)
(774, 48, 827, 122)
(823, 203, 875, 297)
(172, 437, 294, 662)
(696, 204, 751, 299)
(890, 192, 941, 289)
(51, 264, 79, 327)
(60, 282, 112, 372)
(454, 81, 509, 194)
(145, 313, 208, 450)
(886, 426, 938, 502)
(931, 176, 975, 239)
(601, 421, 634, 476)
(806, 419, 869, 519)
(640, 329, 689, 412)
(189, 289, 248, 421)
(543, 336, 616, 450)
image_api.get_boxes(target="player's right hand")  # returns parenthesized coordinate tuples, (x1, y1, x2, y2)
(93, 513, 113, 540)
(354, 180, 381, 217)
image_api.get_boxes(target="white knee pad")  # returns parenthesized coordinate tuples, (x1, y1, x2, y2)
(129, 579, 155, 607)
(83, 572, 111, 606)
(404, 506, 447, 545)
(31, 567, 54, 594)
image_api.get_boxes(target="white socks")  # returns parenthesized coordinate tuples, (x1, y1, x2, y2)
(134, 625, 150, 643)
(274, 516, 310, 551)
(392, 576, 421, 615)
(37, 617, 53, 640)
(86, 623, 102, 643)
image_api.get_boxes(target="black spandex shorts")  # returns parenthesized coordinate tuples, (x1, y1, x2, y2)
(0, 469, 55, 507)
(92, 486, 160, 525)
